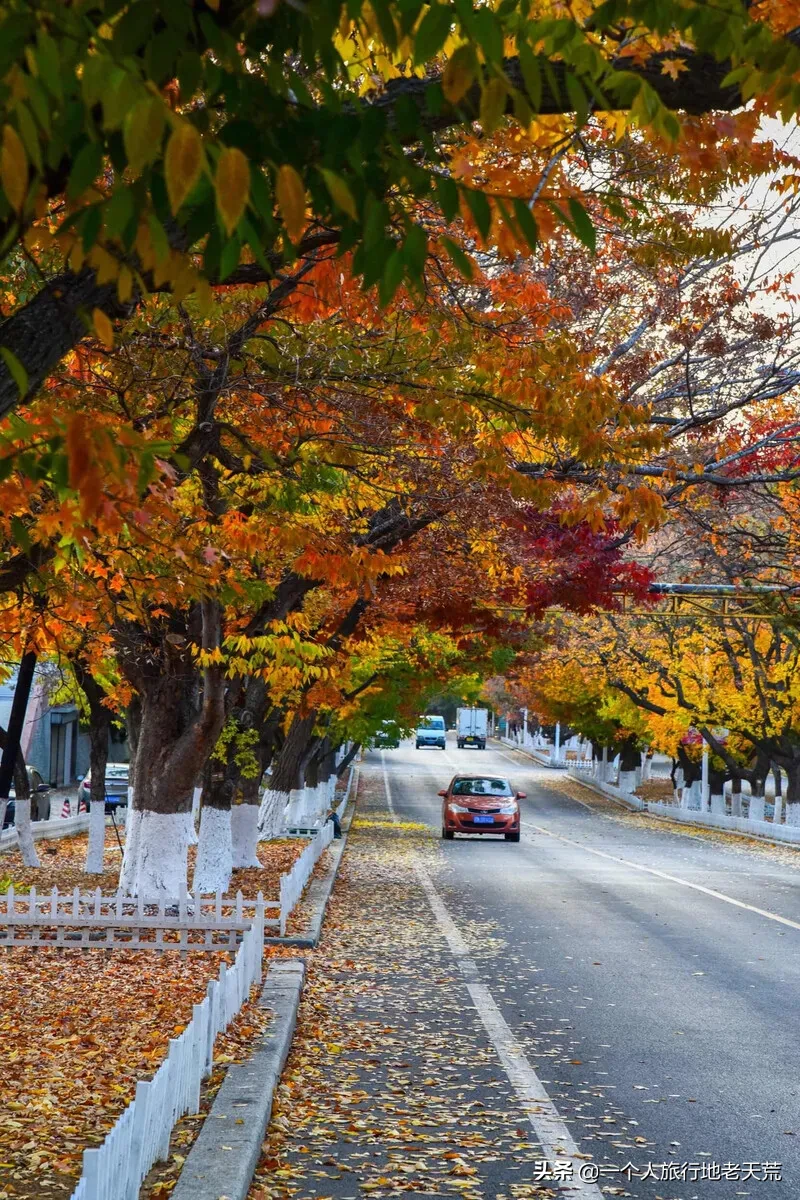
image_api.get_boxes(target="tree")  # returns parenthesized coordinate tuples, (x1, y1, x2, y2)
(0, 1, 799, 412)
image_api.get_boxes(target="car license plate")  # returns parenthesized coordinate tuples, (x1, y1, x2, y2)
(473, 815, 494, 824)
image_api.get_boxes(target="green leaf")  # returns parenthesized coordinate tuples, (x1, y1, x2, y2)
(379, 247, 404, 306)
(441, 235, 473, 279)
(471, 8, 503, 62)
(112, 1, 157, 56)
(436, 175, 459, 222)
(464, 187, 491, 240)
(10, 515, 31, 552)
(0, 347, 28, 398)
(413, 5, 453, 66)
(512, 198, 539, 250)
(403, 224, 428, 277)
(518, 43, 542, 111)
(67, 141, 104, 200)
(567, 196, 596, 251)
(565, 71, 589, 125)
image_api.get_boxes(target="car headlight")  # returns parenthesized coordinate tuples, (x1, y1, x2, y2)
(497, 802, 517, 814)
(448, 803, 470, 813)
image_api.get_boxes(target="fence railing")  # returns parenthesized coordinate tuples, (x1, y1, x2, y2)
(0, 886, 277, 949)
(0, 808, 346, 948)
(279, 819, 334, 934)
(0, 810, 91, 854)
(69, 909, 264, 1200)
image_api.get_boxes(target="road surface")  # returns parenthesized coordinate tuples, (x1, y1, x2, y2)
(252, 734, 800, 1200)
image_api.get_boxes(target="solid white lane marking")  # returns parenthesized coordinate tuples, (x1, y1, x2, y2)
(524, 821, 800, 934)
(381, 754, 603, 1198)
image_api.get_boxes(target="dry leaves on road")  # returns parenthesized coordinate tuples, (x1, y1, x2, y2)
(248, 773, 557, 1200)
(547, 776, 800, 870)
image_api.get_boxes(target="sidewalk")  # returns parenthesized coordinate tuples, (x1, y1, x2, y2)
(246, 771, 550, 1200)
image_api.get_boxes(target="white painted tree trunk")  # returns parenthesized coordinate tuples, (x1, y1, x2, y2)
(729, 789, 742, 818)
(187, 786, 202, 846)
(785, 802, 800, 827)
(258, 788, 288, 839)
(774, 796, 784, 824)
(0, 798, 7, 831)
(193, 806, 233, 895)
(284, 787, 307, 828)
(85, 801, 107, 874)
(15, 798, 40, 867)
(749, 794, 766, 822)
(710, 792, 726, 815)
(120, 810, 190, 899)
(231, 804, 261, 868)
(600, 747, 608, 784)
(618, 770, 637, 794)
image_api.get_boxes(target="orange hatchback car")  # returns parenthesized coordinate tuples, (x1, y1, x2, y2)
(439, 775, 525, 842)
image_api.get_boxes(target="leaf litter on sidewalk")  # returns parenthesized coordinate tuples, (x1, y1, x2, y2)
(248, 772, 559, 1200)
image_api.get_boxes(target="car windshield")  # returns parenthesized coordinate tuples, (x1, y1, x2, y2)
(452, 777, 513, 797)
(419, 716, 445, 730)
(105, 765, 129, 777)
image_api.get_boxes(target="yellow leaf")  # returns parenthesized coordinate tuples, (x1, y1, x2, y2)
(442, 44, 477, 104)
(276, 164, 306, 242)
(92, 307, 114, 349)
(319, 168, 357, 220)
(479, 77, 507, 134)
(124, 96, 166, 176)
(164, 121, 203, 214)
(117, 264, 133, 303)
(215, 146, 250, 236)
(1, 124, 27, 211)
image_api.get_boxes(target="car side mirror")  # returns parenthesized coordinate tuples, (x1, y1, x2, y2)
(516, 792, 526, 799)
(437, 790, 448, 797)
(36, 783, 49, 793)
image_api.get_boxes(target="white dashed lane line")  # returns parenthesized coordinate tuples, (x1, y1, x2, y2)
(381, 753, 605, 1199)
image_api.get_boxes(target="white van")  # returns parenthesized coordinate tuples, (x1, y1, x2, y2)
(415, 714, 446, 750)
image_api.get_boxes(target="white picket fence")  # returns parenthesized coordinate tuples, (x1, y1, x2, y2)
(0, 887, 276, 949)
(69, 909, 264, 1200)
(278, 818, 334, 934)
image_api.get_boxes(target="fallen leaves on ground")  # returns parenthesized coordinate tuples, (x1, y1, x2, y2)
(248, 772, 558, 1200)
(1, 830, 308, 899)
(0, 947, 226, 1198)
(140, 985, 273, 1198)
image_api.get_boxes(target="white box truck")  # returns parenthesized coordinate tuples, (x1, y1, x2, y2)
(456, 707, 488, 749)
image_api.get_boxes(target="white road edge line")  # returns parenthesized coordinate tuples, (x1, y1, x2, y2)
(381, 753, 603, 1199)
(524, 821, 800, 934)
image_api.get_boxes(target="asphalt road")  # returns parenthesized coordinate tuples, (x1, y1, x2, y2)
(371, 734, 800, 1199)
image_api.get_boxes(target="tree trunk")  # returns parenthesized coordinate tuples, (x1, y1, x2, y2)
(193, 762, 233, 895)
(118, 601, 225, 899)
(264, 710, 317, 832)
(784, 761, 800, 827)
(231, 774, 262, 869)
(74, 662, 112, 875)
(708, 766, 727, 816)
(617, 739, 639, 793)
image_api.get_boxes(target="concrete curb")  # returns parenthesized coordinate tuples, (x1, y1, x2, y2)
(171, 958, 306, 1200)
(264, 766, 359, 949)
